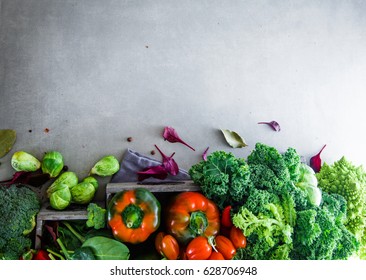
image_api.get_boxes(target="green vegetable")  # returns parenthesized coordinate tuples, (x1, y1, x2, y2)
(189, 150, 252, 210)
(41, 151, 64, 178)
(0, 184, 41, 260)
(49, 183, 72, 210)
(291, 192, 359, 260)
(86, 203, 106, 230)
(70, 182, 96, 204)
(0, 129, 16, 159)
(46, 171, 78, 197)
(296, 163, 322, 207)
(82, 176, 98, 190)
(82, 236, 130, 260)
(316, 156, 366, 259)
(10, 151, 41, 172)
(232, 202, 293, 260)
(89, 155, 120, 177)
(47, 221, 129, 260)
(220, 129, 248, 148)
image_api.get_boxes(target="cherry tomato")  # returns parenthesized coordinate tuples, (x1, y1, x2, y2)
(221, 206, 233, 228)
(208, 251, 225, 260)
(229, 226, 247, 249)
(215, 235, 236, 260)
(186, 236, 212, 260)
(155, 232, 180, 260)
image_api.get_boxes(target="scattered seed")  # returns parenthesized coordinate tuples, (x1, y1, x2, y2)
(127, 137, 133, 142)
(150, 150, 155, 155)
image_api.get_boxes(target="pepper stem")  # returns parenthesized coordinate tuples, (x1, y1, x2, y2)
(122, 204, 144, 229)
(189, 211, 208, 236)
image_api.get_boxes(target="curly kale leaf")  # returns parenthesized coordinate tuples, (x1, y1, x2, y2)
(189, 151, 252, 210)
(232, 203, 293, 260)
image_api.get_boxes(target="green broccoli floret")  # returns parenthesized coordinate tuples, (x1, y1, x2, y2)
(316, 156, 366, 258)
(0, 184, 41, 260)
(86, 203, 106, 230)
(189, 151, 252, 210)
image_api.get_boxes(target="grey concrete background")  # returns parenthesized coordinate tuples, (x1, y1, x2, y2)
(1, 0, 366, 199)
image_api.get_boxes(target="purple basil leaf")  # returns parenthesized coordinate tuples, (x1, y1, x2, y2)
(154, 145, 179, 176)
(163, 126, 195, 151)
(258, 121, 281, 132)
(137, 165, 169, 181)
(202, 147, 209, 161)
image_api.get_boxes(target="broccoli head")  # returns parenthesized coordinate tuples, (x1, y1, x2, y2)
(0, 184, 41, 260)
(86, 203, 106, 230)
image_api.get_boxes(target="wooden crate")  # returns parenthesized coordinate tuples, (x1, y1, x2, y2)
(35, 180, 200, 250)
(34, 202, 103, 249)
(105, 180, 200, 202)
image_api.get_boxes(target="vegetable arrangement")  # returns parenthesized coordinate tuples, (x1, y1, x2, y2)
(1, 125, 366, 261)
(190, 142, 364, 260)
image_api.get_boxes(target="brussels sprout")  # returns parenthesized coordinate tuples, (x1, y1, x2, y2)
(82, 176, 98, 191)
(70, 182, 96, 204)
(42, 151, 64, 178)
(47, 171, 78, 197)
(49, 183, 72, 210)
(89, 155, 120, 177)
(11, 151, 41, 172)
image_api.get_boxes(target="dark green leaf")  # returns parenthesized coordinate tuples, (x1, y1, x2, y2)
(82, 236, 130, 260)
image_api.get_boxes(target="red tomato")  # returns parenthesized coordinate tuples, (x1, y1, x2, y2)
(215, 235, 236, 260)
(155, 232, 180, 260)
(221, 206, 233, 228)
(208, 251, 225, 260)
(229, 226, 247, 249)
(186, 236, 212, 260)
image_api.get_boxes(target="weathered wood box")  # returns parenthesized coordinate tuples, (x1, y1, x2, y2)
(35, 180, 200, 254)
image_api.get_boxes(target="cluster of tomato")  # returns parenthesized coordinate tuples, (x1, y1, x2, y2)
(155, 205, 247, 260)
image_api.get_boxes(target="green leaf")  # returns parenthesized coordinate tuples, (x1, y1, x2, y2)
(82, 236, 130, 260)
(0, 129, 16, 158)
(220, 129, 248, 148)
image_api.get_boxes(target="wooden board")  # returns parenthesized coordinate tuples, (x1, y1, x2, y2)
(105, 180, 200, 202)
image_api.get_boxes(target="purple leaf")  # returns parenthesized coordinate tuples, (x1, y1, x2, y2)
(0, 171, 50, 187)
(154, 145, 179, 176)
(258, 121, 281, 132)
(163, 126, 195, 151)
(310, 144, 327, 173)
(202, 147, 209, 161)
(137, 165, 169, 181)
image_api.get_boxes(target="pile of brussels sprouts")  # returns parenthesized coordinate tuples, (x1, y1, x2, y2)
(11, 151, 120, 210)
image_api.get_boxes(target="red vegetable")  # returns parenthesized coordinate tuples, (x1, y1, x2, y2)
(208, 251, 225, 260)
(229, 226, 247, 249)
(310, 144, 326, 173)
(214, 235, 236, 260)
(221, 206, 233, 228)
(186, 236, 212, 260)
(258, 120, 281, 132)
(163, 126, 195, 151)
(33, 249, 51, 260)
(155, 232, 180, 260)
